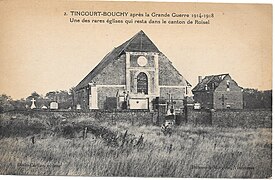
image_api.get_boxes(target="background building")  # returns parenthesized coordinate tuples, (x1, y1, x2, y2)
(192, 74, 243, 109)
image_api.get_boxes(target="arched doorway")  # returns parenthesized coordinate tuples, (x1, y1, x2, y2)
(137, 72, 148, 94)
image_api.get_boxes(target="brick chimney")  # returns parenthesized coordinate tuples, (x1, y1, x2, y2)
(198, 76, 202, 83)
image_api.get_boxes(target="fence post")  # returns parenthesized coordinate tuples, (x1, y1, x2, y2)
(151, 112, 154, 125)
(131, 111, 134, 125)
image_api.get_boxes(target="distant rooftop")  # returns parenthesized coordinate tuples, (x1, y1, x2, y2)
(192, 73, 229, 92)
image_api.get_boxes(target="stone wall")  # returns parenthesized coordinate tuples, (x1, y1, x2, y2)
(8, 108, 272, 128)
(8, 110, 157, 126)
(94, 110, 155, 125)
(212, 109, 272, 128)
(186, 106, 212, 126)
(185, 107, 271, 128)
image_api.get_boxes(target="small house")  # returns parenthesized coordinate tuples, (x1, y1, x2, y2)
(192, 74, 243, 109)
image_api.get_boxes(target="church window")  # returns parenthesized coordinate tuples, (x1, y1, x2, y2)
(137, 56, 148, 66)
(227, 80, 230, 91)
(137, 72, 148, 94)
(212, 83, 215, 89)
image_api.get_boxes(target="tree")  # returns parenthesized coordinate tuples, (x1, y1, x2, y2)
(10, 98, 26, 110)
(69, 87, 76, 108)
(243, 88, 272, 109)
(0, 94, 14, 112)
(45, 91, 57, 101)
(45, 90, 73, 109)
(26, 91, 45, 108)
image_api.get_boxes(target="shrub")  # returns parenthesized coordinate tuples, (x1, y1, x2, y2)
(62, 124, 76, 138)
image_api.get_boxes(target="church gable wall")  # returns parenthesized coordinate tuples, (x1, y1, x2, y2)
(159, 87, 185, 109)
(130, 54, 155, 67)
(159, 54, 186, 86)
(129, 70, 155, 94)
(160, 87, 185, 100)
(92, 54, 126, 85)
(97, 86, 125, 109)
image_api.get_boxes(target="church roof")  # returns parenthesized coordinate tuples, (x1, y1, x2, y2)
(123, 30, 160, 52)
(192, 73, 229, 92)
(75, 30, 160, 90)
(186, 80, 192, 87)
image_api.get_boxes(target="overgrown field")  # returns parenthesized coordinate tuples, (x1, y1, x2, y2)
(0, 112, 272, 178)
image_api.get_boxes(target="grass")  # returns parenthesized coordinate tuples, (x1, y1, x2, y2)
(0, 112, 272, 178)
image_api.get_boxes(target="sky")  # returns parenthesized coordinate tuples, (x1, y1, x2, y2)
(0, 1, 272, 100)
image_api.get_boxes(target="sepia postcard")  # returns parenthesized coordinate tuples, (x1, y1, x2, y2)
(0, 0, 272, 178)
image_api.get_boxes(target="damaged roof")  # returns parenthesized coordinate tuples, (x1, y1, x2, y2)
(192, 73, 230, 92)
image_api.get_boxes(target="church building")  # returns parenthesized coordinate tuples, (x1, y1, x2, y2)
(74, 30, 192, 110)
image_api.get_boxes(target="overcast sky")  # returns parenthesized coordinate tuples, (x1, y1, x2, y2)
(0, 1, 272, 99)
